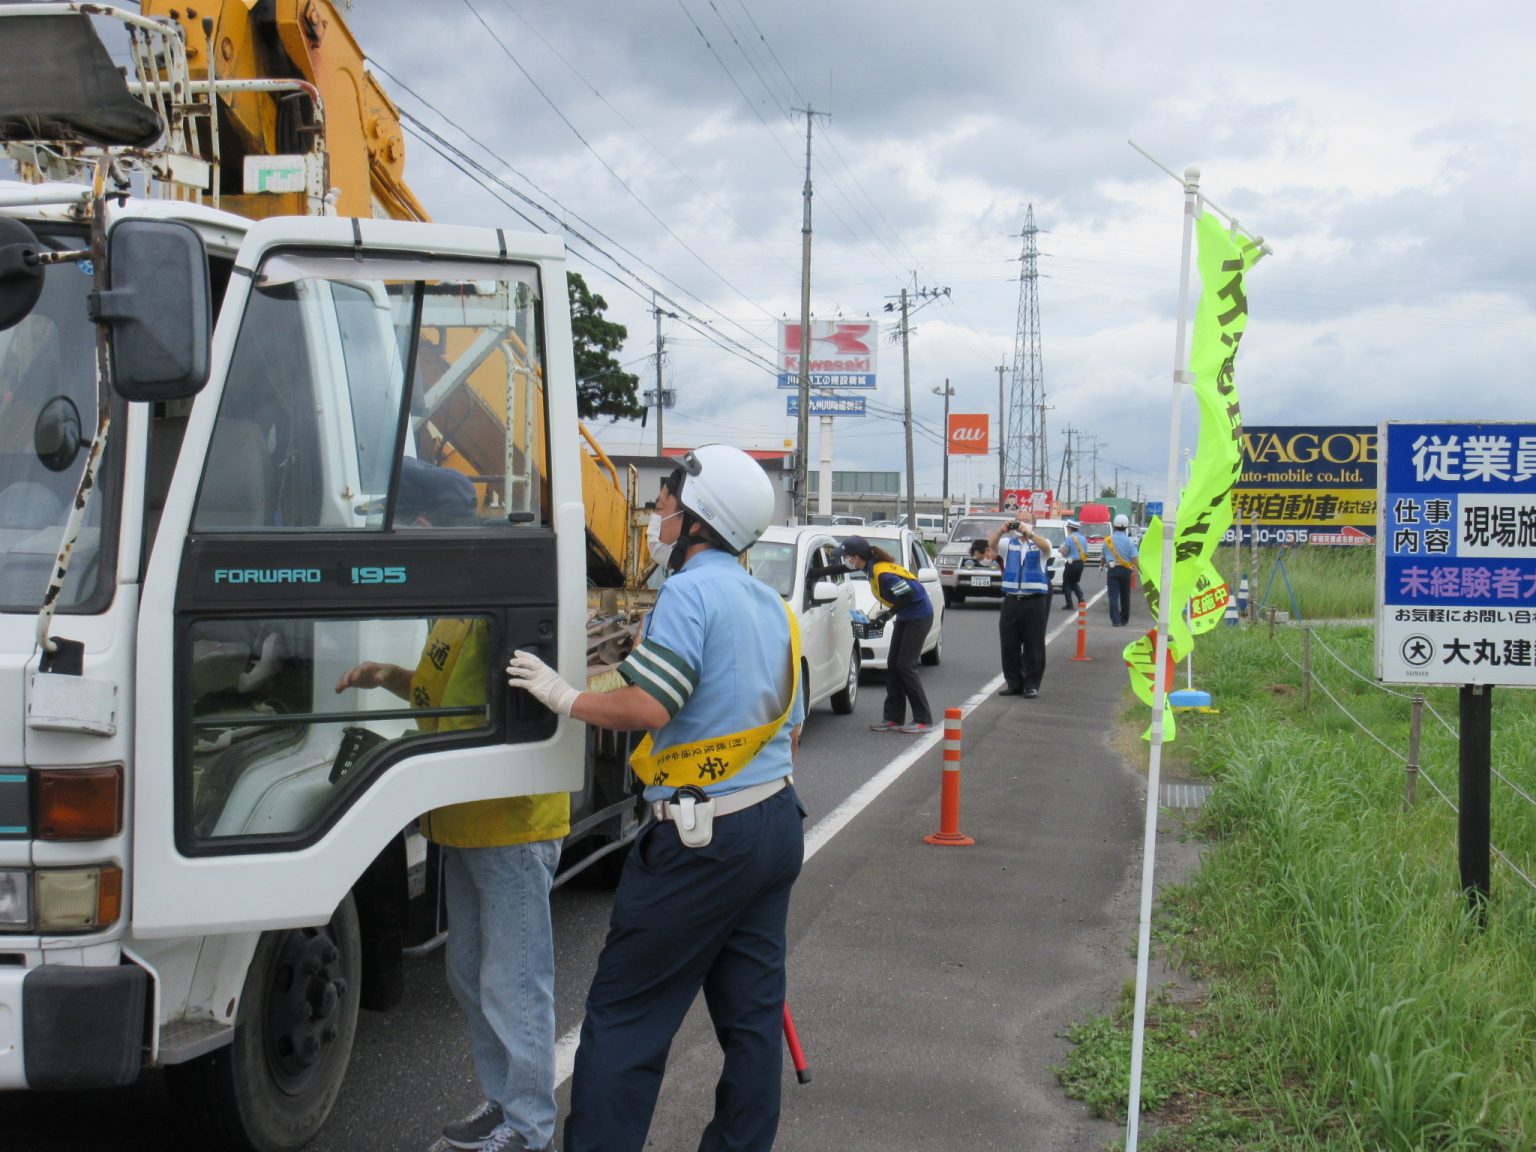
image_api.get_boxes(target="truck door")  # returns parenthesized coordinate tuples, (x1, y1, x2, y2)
(132, 220, 588, 934)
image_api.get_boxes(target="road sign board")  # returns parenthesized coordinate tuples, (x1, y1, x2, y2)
(1376, 421, 1536, 686)
(786, 394, 866, 417)
(1146, 501, 1163, 517)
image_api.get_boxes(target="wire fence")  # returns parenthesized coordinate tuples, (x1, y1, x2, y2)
(1264, 612, 1536, 896)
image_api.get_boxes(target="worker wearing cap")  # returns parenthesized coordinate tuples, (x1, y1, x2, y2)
(505, 444, 804, 1152)
(834, 534, 935, 734)
(1060, 518, 1088, 611)
(989, 513, 1053, 698)
(1102, 513, 1141, 627)
(338, 457, 570, 1152)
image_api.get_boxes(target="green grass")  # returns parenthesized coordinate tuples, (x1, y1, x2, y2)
(1057, 597, 1536, 1151)
(1225, 544, 1377, 621)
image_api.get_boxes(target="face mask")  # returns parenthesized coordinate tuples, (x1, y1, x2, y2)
(647, 510, 682, 568)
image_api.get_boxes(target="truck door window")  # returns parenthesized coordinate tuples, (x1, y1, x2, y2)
(184, 612, 493, 844)
(192, 256, 549, 533)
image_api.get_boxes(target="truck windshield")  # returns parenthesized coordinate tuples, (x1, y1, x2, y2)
(0, 226, 114, 613)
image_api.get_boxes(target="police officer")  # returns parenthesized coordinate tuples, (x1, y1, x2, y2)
(990, 513, 1053, 698)
(1059, 518, 1088, 610)
(1102, 512, 1141, 626)
(505, 444, 804, 1152)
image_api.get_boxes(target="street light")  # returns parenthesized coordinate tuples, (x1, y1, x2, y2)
(932, 380, 955, 513)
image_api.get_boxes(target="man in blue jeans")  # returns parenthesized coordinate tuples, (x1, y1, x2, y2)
(338, 459, 566, 1152)
(507, 445, 803, 1152)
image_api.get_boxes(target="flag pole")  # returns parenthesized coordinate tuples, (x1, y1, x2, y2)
(1125, 164, 1200, 1152)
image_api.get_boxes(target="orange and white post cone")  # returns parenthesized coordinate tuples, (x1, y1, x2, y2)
(924, 707, 975, 846)
(783, 1001, 811, 1084)
(1071, 600, 1091, 661)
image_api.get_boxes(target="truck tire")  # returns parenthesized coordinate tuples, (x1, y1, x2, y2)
(830, 645, 860, 714)
(167, 894, 361, 1152)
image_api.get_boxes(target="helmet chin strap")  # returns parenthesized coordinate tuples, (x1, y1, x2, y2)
(668, 510, 735, 572)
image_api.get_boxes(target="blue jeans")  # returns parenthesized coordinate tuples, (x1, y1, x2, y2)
(565, 786, 804, 1152)
(443, 839, 561, 1150)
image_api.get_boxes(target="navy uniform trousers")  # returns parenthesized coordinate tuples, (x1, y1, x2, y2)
(565, 785, 805, 1152)
(999, 591, 1050, 692)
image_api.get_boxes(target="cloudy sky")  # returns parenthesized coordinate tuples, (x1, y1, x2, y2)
(82, 1, 1536, 506)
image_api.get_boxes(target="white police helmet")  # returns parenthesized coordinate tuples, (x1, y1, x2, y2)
(1114, 513, 1130, 528)
(677, 444, 776, 553)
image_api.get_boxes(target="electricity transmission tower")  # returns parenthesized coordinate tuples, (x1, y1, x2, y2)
(1006, 205, 1047, 492)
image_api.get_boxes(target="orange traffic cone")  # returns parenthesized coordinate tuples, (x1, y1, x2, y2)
(924, 707, 975, 846)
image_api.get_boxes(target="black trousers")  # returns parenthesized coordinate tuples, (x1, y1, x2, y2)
(1107, 566, 1134, 625)
(999, 593, 1049, 692)
(1061, 560, 1085, 607)
(884, 615, 933, 725)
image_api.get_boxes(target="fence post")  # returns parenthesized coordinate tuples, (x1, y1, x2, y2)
(1267, 606, 1277, 641)
(1248, 513, 1259, 621)
(1406, 693, 1422, 809)
(1301, 626, 1311, 710)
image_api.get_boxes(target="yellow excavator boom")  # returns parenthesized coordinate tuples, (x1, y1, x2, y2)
(140, 0, 639, 580)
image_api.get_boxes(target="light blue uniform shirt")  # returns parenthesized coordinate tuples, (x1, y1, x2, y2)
(620, 549, 805, 804)
(1106, 529, 1140, 568)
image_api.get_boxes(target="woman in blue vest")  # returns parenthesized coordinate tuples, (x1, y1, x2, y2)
(836, 535, 935, 734)
(988, 514, 1054, 698)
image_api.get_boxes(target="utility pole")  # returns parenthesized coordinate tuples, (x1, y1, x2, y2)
(899, 288, 915, 526)
(791, 104, 829, 523)
(885, 282, 950, 527)
(650, 292, 677, 457)
(996, 364, 1006, 505)
(933, 379, 955, 511)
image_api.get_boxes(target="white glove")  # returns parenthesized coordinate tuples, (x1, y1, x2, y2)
(506, 650, 581, 716)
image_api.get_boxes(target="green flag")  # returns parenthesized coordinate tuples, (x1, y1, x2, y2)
(1125, 212, 1263, 738)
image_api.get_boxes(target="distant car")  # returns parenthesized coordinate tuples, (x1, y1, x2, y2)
(935, 515, 1064, 605)
(744, 526, 861, 715)
(833, 526, 945, 670)
(807, 513, 866, 527)
(901, 511, 948, 545)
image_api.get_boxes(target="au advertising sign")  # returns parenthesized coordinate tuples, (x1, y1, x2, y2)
(1376, 421, 1536, 687)
(946, 413, 989, 456)
(1227, 425, 1378, 545)
(777, 320, 877, 389)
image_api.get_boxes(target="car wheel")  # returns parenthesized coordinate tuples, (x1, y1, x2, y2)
(942, 587, 956, 607)
(168, 894, 360, 1152)
(830, 645, 860, 714)
(921, 629, 942, 666)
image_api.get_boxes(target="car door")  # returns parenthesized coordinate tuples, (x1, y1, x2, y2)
(798, 536, 839, 705)
(132, 218, 587, 934)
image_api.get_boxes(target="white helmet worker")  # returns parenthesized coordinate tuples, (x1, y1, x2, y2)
(675, 444, 776, 553)
(1113, 513, 1129, 529)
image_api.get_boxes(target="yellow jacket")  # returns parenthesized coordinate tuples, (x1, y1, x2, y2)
(412, 619, 570, 848)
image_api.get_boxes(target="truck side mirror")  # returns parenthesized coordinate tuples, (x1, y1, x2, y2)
(89, 219, 211, 401)
(0, 217, 46, 331)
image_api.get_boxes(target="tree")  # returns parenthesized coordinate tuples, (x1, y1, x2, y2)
(568, 272, 643, 421)
(1099, 485, 1117, 498)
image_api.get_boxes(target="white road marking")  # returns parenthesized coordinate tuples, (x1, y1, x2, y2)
(554, 589, 1103, 1087)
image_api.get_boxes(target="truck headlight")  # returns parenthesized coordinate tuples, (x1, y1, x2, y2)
(35, 866, 122, 931)
(0, 869, 31, 929)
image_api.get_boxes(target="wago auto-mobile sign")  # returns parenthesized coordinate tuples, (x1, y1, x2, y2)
(1376, 421, 1536, 687)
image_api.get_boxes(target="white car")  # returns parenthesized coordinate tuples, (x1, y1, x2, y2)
(744, 526, 861, 715)
(936, 515, 1066, 605)
(833, 527, 945, 670)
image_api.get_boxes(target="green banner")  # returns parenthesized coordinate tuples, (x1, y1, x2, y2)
(1125, 211, 1263, 738)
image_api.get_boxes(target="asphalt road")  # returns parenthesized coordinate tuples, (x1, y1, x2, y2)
(4, 584, 1184, 1151)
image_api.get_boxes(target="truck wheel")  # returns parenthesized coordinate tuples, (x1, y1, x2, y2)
(830, 645, 860, 714)
(168, 894, 361, 1152)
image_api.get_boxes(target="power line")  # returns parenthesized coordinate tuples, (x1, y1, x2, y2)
(460, 0, 783, 329)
